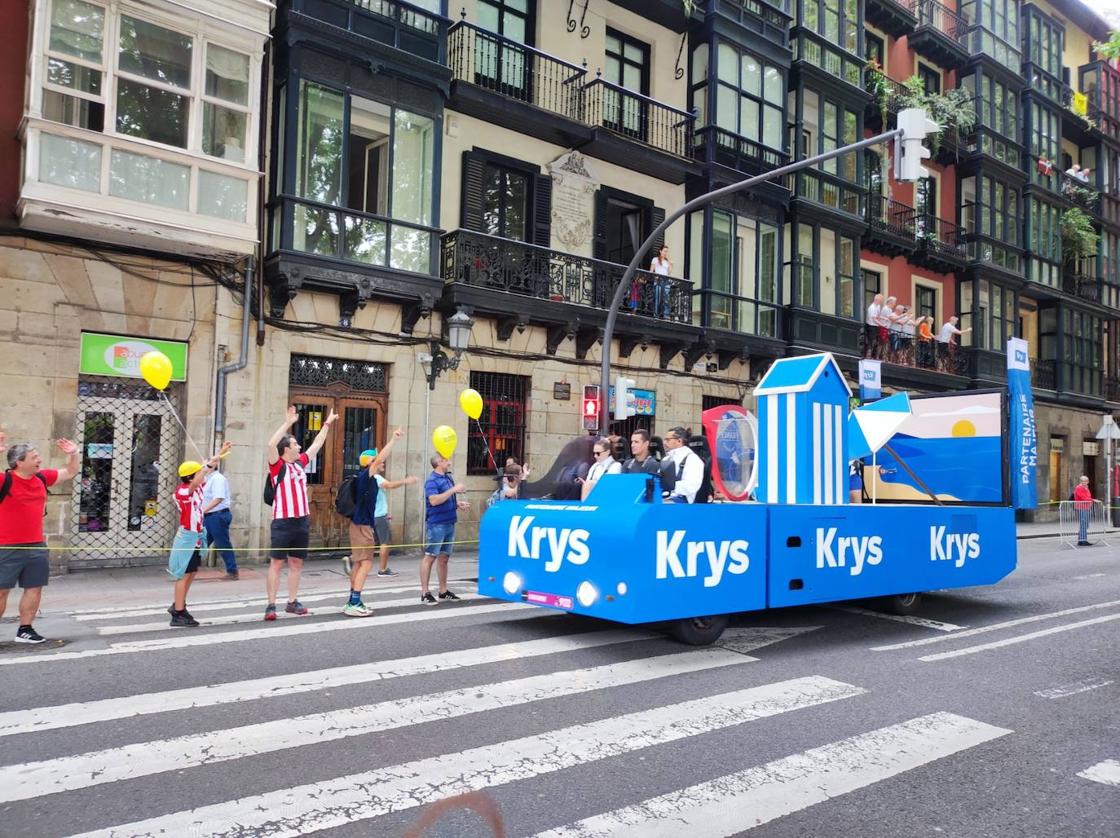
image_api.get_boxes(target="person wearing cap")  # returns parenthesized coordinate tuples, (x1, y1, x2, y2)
(344, 428, 405, 616)
(168, 442, 232, 627)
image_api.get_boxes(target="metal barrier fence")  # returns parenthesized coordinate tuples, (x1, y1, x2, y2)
(1058, 500, 1112, 549)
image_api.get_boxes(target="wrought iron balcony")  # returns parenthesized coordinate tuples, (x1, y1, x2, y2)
(440, 229, 694, 324)
(1057, 172, 1101, 212)
(864, 196, 917, 256)
(1064, 257, 1102, 304)
(583, 76, 693, 158)
(692, 126, 789, 177)
(289, 0, 446, 63)
(448, 20, 586, 122)
(913, 214, 967, 270)
(910, 0, 969, 69)
(707, 0, 792, 44)
(864, 73, 907, 131)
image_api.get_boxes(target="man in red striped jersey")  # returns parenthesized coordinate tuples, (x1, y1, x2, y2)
(264, 405, 338, 621)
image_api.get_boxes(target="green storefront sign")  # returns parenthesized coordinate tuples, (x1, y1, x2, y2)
(78, 333, 189, 381)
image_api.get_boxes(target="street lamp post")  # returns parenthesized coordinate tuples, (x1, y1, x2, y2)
(420, 308, 474, 390)
(597, 123, 932, 436)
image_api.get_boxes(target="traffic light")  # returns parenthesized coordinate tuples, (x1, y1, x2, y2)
(614, 375, 637, 421)
(582, 384, 600, 431)
(894, 107, 939, 183)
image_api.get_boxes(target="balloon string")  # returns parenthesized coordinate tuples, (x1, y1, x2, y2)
(474, 418, 499, 473)
(160, 391, 206, 460)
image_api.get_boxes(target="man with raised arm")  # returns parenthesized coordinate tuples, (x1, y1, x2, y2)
(264, 405, 337, 621)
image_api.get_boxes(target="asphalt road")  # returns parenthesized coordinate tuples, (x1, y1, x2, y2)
(0, 537, 1116, 837)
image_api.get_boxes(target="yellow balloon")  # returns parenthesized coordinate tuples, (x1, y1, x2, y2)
(459, 388, 484, 420)
(432, 425, 457, 459)
(139, 350, 173, 391)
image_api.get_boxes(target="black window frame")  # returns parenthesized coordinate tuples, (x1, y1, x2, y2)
(467, 371, 529, 476)
(461, 148, 552, 246)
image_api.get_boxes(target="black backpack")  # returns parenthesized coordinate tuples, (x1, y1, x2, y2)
(263, 462, 286, 506)
(334, 473, 375, 519)
(0, 470, 48, 505)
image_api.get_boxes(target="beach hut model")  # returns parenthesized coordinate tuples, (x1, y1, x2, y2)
(754, 353, 850, 506)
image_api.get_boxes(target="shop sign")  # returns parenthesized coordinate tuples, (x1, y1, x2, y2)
(79, 332, 188, 381)
(607, 387, 656, 416)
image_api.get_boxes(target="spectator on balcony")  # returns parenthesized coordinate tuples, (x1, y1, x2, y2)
(916, 316, 936, 368)
(1065, 163, 1082, 180)
(888, 303, 910, 360)
(1079, 167, 1092, 184)
(936, 315, 969, 371)
(649, 246, 673, 319)
(865, 292, 884, 359)
(897, 306, 916, 364)
(879, 296, 898, 359)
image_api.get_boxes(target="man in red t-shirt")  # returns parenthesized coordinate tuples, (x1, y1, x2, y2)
(263, 405, 337, 621)
(0, 431, 80, 644)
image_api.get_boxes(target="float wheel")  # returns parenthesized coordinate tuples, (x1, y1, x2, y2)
(882, 592, 922, 615)
(670, 614, 730, 646)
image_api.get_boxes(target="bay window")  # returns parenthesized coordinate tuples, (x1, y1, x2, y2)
(710, 42, 784, 152)
(690, 210, 780, 337)
(959, 278, 1015, 350)
(29, 0, 260, 232)
(1027, 199, 1061, 288)
(282, 79, 437, 274)
(960, 174, 1021, 273)
(788, 221, 857, 317)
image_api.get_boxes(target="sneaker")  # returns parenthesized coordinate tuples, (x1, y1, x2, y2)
(223, 572, 239, 581)
(169, 610, 200, 628)
(376, 568, 399, 577)
(420, 591, 438, 606)
(438, 589, 461, 602)
(167, 604, 175, 616)
(14, 626, 46, 644)
(264, 604, 277, 622)
(342, 602, 373, 617)
(285, 600, 310, 616)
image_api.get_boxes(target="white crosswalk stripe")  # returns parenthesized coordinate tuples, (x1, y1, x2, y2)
(1077, 759, 1120, 787)
(68, 676, 867, 838)
(93, 593, 485, 635)
(0, 647, 756, 803)
(533, 712, 1011, 838)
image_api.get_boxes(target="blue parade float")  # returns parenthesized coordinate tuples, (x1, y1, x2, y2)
(478, 352, 1019, 645)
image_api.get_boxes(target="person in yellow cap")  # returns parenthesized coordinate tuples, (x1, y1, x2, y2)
(168, 441, 232, 626)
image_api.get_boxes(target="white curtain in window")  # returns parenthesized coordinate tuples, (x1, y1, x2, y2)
(206, 44, 250, 105)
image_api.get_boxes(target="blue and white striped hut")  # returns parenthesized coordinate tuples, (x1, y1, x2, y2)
(754, 353, 851, 505)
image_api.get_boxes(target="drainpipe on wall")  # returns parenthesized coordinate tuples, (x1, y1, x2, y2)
(215, 256, 254, 438)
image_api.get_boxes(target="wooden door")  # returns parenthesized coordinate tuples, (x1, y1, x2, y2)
(289, 393, 386, 549)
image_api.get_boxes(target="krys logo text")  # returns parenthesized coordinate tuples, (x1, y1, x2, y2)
(507, 516, 590, 571)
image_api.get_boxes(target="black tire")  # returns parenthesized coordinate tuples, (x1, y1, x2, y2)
(670, 614, 730, 646)
(882, 592, 922, 615)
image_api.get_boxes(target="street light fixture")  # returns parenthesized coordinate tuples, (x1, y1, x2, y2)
(419, 307, 474, 390)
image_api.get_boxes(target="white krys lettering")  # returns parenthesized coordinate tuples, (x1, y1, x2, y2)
(509, 515, 534, 557)
(656, 530, 686, 579)
(930, 525, 947, 562)
(727, 540, 750, 575)
(816, 527, 838, 568)
(967, 533, 981, 560)
(949, 533, 968, 569)
(531, 526, 547, 561)
(566, 529, 591, 565)
(703, 541, 730, 588)
(848, 535, 884, 577)
(687, 541, 704, 578)
(544, 528, 570, 572)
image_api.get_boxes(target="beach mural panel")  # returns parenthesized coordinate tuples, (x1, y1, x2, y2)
(866, 390, 1007, 505)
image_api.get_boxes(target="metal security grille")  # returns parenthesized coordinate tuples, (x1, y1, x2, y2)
(289, 355, 387, 391)
(70, 377, 184, 566)
(468, 372, 528, 475)
(702, 395, 742, 412)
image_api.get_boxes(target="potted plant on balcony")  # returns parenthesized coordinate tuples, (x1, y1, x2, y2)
(1061, 207, 1099, 294)
(898, 76, 976, 158)
(866, 59, 890, 127)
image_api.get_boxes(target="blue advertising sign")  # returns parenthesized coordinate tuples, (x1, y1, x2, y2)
(1007, 338, 1038, 509)
(858, 359, 881, 401)
(607, 387, 656, 416)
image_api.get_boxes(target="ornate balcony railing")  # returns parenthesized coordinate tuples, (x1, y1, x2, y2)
(916, 0, 966, 44)
(1032, 359, 1057, 390)
(448, 20, 586, 122)
(916, 214, 966, 260)
(867, 195, 917, 239)
(273, 195, 439, 275)
(707, 0, 792, 32)
(583, 77, 693, 158)
(692, 126, 789, 175)
(290, 0, 446, 63)
(1064, 257, 1101, 304)
(1058, 171, 1101, 211)
(440, 229, 694, 324)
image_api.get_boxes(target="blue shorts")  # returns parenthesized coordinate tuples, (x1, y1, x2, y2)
(424, 522, 455, 557)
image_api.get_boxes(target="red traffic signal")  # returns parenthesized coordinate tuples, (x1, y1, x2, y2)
(582, 385, 600, 430)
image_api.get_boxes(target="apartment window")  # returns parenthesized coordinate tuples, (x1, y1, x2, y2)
(1062, 308, 1103, 396)
(790, 222, 857, 317)
(1026, 9, 1062, 81)
(917, 64, 941, 95)
(960, 278, 1015, 350)
(603, 29, 650, 137)
(960, 0, 1021, 70)
(462, 150, 551, 246)
(916, 175, 937, 220)
(711, 42, 783, 151)
(961, 174, 1021, 272)
(468, 372, 528, 475)
(801, 89, 859, 182)
(477, 0, 532, 43)
(1028, 200, 1061, 287)
(960, 71, 1019, 161)
(704, 210, 780, 336)
(802, 0, 859, 54)
(291, 80, 436, 271)
(865, 31, 884, 67)
(915, 284, 937, 320)
(862, 268, 882, 315)
(482, 163, 530, 240)
(35, 0, 256, 222)
(1029, 103, 1059, 186)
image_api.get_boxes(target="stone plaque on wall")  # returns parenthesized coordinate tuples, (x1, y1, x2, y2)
(547, 151, 598, 257)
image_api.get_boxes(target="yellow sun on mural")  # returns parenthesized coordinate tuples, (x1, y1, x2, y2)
(951, 419, 976, 437)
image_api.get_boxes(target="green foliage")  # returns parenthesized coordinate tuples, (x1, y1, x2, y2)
(1094, 31, 1120, 61)
(898, 76, 977, 155)
(865, 61, 890, 126)
(1061, 207, 1099, 264)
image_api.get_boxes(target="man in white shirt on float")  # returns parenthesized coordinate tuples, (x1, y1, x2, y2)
(662, 427, 705, 503)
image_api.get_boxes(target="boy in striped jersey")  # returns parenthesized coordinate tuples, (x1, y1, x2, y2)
(264, 406, 337, 621)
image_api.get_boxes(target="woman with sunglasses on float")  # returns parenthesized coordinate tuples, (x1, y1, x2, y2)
(579, 438, 622, 501)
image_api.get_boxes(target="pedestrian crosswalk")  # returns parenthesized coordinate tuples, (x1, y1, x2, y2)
(0, 586, 1113, 837)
